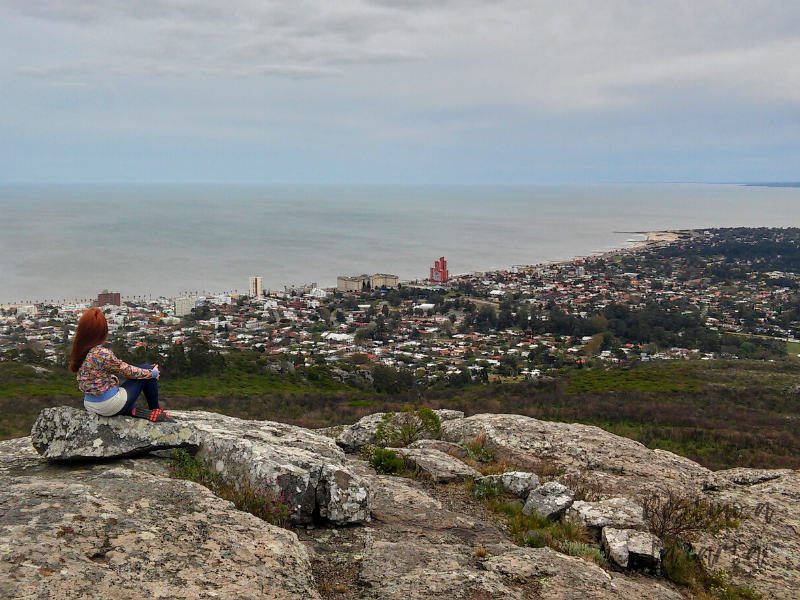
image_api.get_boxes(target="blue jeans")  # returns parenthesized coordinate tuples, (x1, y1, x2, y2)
(116, 363, 159, 416)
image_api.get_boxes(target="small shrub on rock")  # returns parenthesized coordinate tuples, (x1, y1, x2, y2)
(462, 432, 495, 463)
(376, 405, 441, 447)
(369, 448, 405, 475)
(559, 541, 608, 568)
(642, 488, 746, 538)
(472, 477, 504, 500)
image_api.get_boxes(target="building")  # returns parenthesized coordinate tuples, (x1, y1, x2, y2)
(97, 290, 121, 307)
(369, 273, 399, 290)
(174, 296, 196, 317)
(430, 257, 449, 283)
(249, 276, 263, 298)
(337, 275, 367, 292)
(338, 273, 399, 292)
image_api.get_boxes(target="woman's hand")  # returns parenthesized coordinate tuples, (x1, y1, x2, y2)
(152, 364, 160, 379)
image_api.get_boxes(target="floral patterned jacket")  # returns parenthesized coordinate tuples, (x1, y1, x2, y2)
(77, 345, 156, 396)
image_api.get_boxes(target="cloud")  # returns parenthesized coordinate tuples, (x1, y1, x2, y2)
(4, 0, 799, 111)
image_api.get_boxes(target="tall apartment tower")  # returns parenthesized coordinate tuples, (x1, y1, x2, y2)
(430, 257, 449, 283)
(249, 276, 263, 298)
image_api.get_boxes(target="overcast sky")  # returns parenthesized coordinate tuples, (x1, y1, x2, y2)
(1, 0, 799, 184)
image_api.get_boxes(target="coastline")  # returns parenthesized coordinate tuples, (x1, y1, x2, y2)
(515, 229, 690, 274)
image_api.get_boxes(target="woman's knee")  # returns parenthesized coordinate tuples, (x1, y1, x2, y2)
(139, 363, 153, 369)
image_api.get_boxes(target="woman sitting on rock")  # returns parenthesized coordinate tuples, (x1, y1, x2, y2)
(70, 307, 172, 422)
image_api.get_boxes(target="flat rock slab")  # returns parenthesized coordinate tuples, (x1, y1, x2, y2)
(358, 541, 683, 600)
(568, 498, 647, 537)
(31, 406, 202, 459)
(602, 527, 664, 570)
(407, 438, 468, 459)
(484, 547, 682, 600)
(0, 439, 320, 600)
(394, 447, 480, 483)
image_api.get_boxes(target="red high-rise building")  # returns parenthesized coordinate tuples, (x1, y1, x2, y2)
(97, 290, 121, 306)
(430, 257, 449, 283)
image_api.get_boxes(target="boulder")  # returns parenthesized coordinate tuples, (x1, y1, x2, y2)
(602, 527, 664, 570)
(176, 411, 372, 525)
(568, 498, 647, 538)
(480, 471, 540, 498)
(0, 439, 320, 600)
(522, 481, 575, 520)
(336, 409, 465, 452)
(394, 447, 481, 483)
(31, 406, 202, 459)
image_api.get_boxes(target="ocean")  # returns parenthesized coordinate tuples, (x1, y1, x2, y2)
(1, 184, 799, 304)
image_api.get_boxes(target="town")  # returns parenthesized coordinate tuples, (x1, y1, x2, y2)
(1, 228, 798, 388)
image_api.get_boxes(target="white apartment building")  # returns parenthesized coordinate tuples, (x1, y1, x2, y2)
(174, 296, 196, 317)
(249, 276, 263, 298)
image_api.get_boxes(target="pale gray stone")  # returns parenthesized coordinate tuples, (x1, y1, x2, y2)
(522, 481, 575, 520)
(602, 527, 664, 570)
(480, 471, 540, 498)
(568, 498, 647, 537)
(394, 447, 481, 483)
(31, 406, 202, 459)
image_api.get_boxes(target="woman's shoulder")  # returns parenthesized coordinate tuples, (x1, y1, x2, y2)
(90, 345, 113, 359)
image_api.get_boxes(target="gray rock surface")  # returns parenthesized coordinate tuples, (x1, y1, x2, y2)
(31, 406, 202, 459)
(31, 407, 372, 525)
(0, 437, 320, 600)
(335, 409, 464, 452)
(441, 413, 711, 494)
(394, 447, 481, 483)
(481, 470, 540, 498)
(568, 498, 647, 537)
(602, 527, 664, 570)
(522, 481, 575, 520)
(483, 547, 681, 599)
(407, 438, 468, 459)
(176, 410, 372, 525)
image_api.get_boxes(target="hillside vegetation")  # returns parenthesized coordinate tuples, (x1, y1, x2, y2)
(3, 358, 798, 472)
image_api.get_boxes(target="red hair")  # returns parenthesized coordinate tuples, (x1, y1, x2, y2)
(69, 307, 109, 372)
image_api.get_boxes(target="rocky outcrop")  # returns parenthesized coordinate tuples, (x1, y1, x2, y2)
(9, 407, 800, 599)
(602, 527, 664, 570)
(0, 438, 320, 599)
(441, 413, 711, 495)
(335, 409, 464, 452)
(31, 407, 372, 525)
(31, 406, 202, 459)
(440, 413, 800, 599)
(522, 481, 575, 520)
(394, 447, 481, 483)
